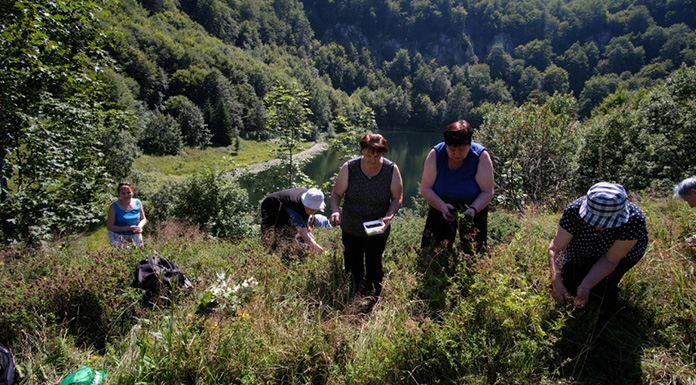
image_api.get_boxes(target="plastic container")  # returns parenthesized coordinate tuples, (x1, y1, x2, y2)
(363, 220, 386, 236)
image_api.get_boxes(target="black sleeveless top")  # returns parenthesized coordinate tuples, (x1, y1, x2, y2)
(340, 157, 395, 237)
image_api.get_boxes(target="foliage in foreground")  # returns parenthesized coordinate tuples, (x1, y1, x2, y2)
(0, 0, 130, 244)
(1, 196, 695, 384)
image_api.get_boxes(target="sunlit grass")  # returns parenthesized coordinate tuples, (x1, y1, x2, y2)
(83, 225, 112, 251)
(4, 197, 695, 384)
(134, 140, 314, 182)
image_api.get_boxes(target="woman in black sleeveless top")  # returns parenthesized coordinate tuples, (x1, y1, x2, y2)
(329, 134, 403, 297)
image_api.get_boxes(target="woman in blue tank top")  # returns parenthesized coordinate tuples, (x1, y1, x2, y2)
(420, 120, 494, 257)
(106, 182, 147, 248)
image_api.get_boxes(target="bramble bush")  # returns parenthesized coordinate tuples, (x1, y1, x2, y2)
(0, 246, 145, 348)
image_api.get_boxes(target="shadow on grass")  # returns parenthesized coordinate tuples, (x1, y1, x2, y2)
(57, 292, 111, 351)
(554, 298, 649, 384)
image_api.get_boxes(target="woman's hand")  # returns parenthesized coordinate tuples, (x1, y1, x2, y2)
(574, 286, 591, 309)
(312, 243, 325, 254)
(550, 278, 569, 306)
(329, 212, 341, 227)
(130, 225, 142, 233)
(441, 203, 455, 221)
(547, 228, 573, 306)
(380, 214, 395, 229)
(464, 207, 476, 217)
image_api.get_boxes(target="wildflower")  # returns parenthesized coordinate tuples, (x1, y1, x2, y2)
(87, 356, 101, 364)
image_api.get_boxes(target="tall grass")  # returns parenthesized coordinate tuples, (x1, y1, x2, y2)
(1, 196, 695, 384)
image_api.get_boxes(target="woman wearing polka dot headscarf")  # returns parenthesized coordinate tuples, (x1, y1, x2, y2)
(547, 182, 648, 313)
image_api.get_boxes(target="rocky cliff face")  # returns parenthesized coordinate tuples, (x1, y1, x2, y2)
(324, 22, 476, 65)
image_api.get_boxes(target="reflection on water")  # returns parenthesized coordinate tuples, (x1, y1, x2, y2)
(244, 131, 443, 209)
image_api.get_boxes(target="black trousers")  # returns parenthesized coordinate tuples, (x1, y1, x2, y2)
(420, 204, 488, 256)
(561, 256, 640, 312)
(342, 231, 388, 293)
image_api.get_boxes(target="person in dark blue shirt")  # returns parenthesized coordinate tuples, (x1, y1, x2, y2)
(420, 120, 494, 256)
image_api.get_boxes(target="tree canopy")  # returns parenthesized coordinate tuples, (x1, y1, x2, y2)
(2, 0, 695, 241)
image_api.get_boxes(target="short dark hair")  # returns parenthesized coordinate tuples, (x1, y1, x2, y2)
(443, 120, 473, 146)
(359, 133, 388, 153)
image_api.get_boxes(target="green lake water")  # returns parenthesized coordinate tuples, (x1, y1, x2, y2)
(302, 131, 443, 209)
(246, 131, 443, 209)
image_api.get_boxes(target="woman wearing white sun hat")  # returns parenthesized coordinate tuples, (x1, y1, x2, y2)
(547, 182, 648, 312)
(674, 175, 696, 245)
(261, 187, 326, 254)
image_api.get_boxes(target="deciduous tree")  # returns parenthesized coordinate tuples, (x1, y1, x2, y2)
(0, 0, 118, 242)
(264, 82, 313, 188)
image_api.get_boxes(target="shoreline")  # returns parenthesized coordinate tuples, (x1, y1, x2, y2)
(232, 141, 329, 178)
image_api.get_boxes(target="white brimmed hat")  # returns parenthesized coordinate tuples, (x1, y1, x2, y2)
(579, 182, 629, 228)
(301, 188, 326, 211)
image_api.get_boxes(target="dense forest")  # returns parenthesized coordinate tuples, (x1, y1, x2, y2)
(1, 0, 695, 242)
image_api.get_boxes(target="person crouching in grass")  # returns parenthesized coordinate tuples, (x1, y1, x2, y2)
(547, 182, 648, 321)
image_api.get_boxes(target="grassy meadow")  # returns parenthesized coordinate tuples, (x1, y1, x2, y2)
(133, 140, 315, 190)
(2, 140, 696, 384)
(2, 192, 695, 384)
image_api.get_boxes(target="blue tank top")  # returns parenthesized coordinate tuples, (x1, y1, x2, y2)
(113, 199, 140, 235)
(432, 142, 487, 203)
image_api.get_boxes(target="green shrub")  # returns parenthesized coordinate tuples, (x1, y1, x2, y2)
(141, 168, 254, 239)
(488, 209, 522, 246)
(0, 247, 144, 347)
(173, 168, 255, 239)
(139, 111, 183, 156)
(479, 94, 581, 210)
(163, 95, 212, 148)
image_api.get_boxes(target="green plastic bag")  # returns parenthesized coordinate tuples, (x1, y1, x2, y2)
(58, 366, 107, 385)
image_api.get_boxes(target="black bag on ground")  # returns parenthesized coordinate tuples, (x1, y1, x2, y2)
(131, 253, 193, 302)
(0, 343, 16, 385)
